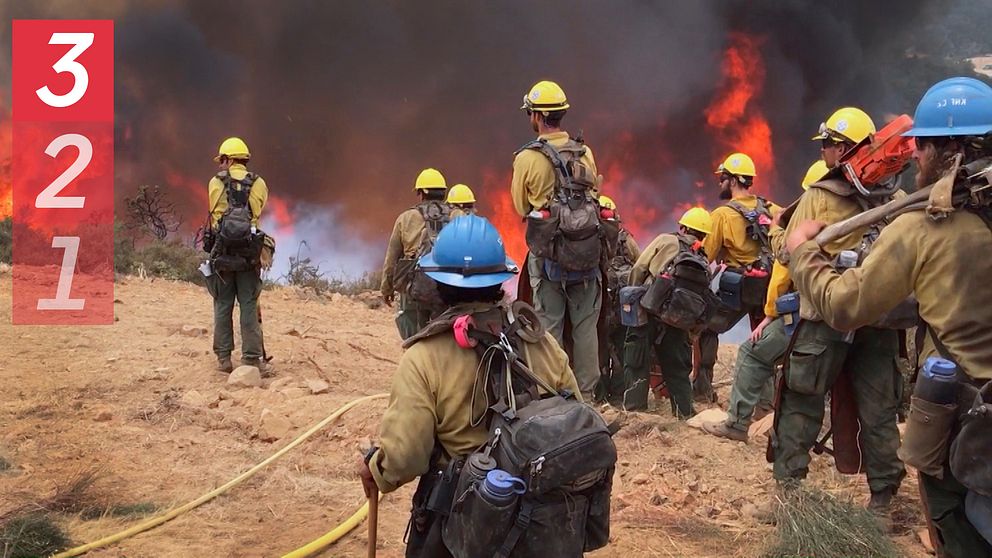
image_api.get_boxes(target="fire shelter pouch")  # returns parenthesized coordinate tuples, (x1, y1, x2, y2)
(950, 382, 992, 496)
(619, 285, 648, 327)
(639, 276, 673, 315)
(899, 396, 958, 478)
(718, 270, 743, 311)
(658, 288, 707, 331)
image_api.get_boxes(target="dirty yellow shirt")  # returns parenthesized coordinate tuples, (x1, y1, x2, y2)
(792, 209, 992, 379)
(380, 207, 427, 296)
(510, 131, 598, 217)
(629, 233, 684, 286)
(207, 163, 268, 228)
(449, 207, 477, 219)
(763, 260, 793, 317)
(702, 195, 781, 267)
(783, 186, 867, 320)
(369, 309, 581, 493)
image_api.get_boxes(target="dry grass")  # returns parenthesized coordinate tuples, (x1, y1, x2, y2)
(764, 486, 897, 558)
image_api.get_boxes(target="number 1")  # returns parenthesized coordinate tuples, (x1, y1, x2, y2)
(37, 236, 85, 310)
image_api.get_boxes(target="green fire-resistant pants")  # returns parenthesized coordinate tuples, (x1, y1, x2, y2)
(724, 317, 785, 432)
(621, 319, 694, 418)
(395, 292, 434, 341)
(528, 254, 602, 400)
(597, 322, 629, 404)
(773, 320, 905, 493)
(696, 307, 763, 399)
(206, 269, 264, 363)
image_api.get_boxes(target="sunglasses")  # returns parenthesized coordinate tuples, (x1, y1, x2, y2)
(821, 138, 847, 149)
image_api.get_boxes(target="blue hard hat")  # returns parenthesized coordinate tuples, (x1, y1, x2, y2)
(903, 77, 992, 137)
(418, 215, 518, 288)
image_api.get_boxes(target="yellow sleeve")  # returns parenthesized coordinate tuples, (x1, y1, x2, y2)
(369, 350, 439, 494)
(380, 215, 406, 295)
(249, 176, 268, 227)
(511, 152, 537, 217)
(702, 209, 727, 263)
(208, 177, 225, 228)
(769, 225, 785, 259)
(762, 260, 792, 317)
(791, 217, 920, 331)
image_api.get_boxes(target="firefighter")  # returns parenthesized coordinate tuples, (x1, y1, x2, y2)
(598, 194, 641, 404)
(511, 80, 602, 400)
(358, 215, 581, 557)
(205, 137, 269, 374)
(620, 207, 713, 417)
(772, 107, 906, 511)
(447, 183, 478, 217)
(380, 168, 451, 340)
(697, 152, 780, 402)
(703, 160, 827, 442)
(788, 78, 992, 557)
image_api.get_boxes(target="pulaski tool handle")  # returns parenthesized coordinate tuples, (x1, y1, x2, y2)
(813, 192, 929, 247)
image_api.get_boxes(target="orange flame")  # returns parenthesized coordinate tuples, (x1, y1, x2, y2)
(1, 96, 13, 218)
(704, 32, 776, 195)
(480, 169, 526, 266)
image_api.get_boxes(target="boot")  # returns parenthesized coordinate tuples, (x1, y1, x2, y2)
(867, 487, 895, 512)
(216, 356, 234, 374)
(701, 420, 748, 443)
(242, 358, 274, 378)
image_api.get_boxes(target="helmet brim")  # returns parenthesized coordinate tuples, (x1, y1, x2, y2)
(903, 125, 992, 137)
(418, 254, 518, 288)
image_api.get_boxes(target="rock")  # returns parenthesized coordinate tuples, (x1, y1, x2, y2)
(331, 293, 345, 303)
(180, 325, 208, 337)
(687, 480, 699, 492)
(94, 409, 113, 422)
(269, 377, 297, 391)
(228, 366, 262, 388)
(686, 408, 730, 429)
(649, 491, 668, 506)
(631, 473, 650, 485)
(181, 389, 208, 407)
(306, 379, 331, 395)
(0, 262, 11, 275)
(258, 409, 292, 442)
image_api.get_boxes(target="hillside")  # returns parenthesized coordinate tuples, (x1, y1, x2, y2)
(0, 270, 929, 557)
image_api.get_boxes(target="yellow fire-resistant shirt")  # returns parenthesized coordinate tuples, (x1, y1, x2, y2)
(783, 185, 868, 320)
(380, 207, 428, 296)
(510, 131, 599, 217)
(763, 260, 793, 317)
(207, 163, 268, 228)
(629, 233, 695, 286)
(791, 208, 992, 380)
(368, 304, 582, 493)
(702, 194, 781, 267)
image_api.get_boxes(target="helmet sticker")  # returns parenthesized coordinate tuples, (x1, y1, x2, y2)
(836, 119, 849, 132)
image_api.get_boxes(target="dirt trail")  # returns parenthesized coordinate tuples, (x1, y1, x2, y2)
(0, 272, 929, 557)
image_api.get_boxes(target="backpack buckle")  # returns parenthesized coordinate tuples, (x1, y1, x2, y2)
(453, 315, 477, 349)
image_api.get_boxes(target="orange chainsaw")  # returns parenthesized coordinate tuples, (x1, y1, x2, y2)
(839, 113, 916, 196)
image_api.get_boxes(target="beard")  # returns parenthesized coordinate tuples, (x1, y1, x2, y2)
(914, 149, 953, 190)
(718, 186, 733, 200)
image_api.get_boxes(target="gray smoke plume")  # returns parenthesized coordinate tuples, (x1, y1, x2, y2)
(0, 0, 980, 277)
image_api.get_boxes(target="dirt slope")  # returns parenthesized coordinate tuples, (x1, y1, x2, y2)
(0, 272, 929, 557)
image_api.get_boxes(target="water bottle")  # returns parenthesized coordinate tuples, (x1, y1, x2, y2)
(455, 453, 497, 500)
(478, 469, 526, 506)
(915, 357, 960, 405)
(775, 292, 800, 337)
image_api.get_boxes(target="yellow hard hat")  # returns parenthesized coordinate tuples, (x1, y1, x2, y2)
(714, 152, 757, 178)
(414, 168, 447, 191)
(447, 184, 476, 204)
(214, 137, 250, 162)
(520, 80, 570, 113)
(598, 195, 617, 210)
(678, 207, 713, 236)
(801, 160, 829, 190)
(811, 107, 876, 144)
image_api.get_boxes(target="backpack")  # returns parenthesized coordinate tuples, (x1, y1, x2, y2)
(640, 235, 716, 332)
(210, 171, 263, 272)
(604, 228, 635, 330)
(520, 138, 609, 272)
(724, 197, 774, 308)
(406, 200, 452, 306)
(442, 306, 617, 558)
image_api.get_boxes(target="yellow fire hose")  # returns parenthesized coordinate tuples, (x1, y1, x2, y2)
(279, 492, 384, 558)
(53, 393, 388, 558)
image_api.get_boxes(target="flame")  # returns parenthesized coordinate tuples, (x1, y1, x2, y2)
(479, 169, 526, 266)
(704, 32, 776, 195)
(1, 95, 13, 218)
(261, 194, 295, 239)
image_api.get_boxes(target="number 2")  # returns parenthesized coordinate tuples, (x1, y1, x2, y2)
(35, 32, 94, 108)
(35, 133, 92, 209)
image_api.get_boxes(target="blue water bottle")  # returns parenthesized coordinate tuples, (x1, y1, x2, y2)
(478, 469, 527, 506)
(915, 357, 960, 405)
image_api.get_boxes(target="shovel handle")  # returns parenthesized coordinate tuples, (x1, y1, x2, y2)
(368, 488, 379, 558)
